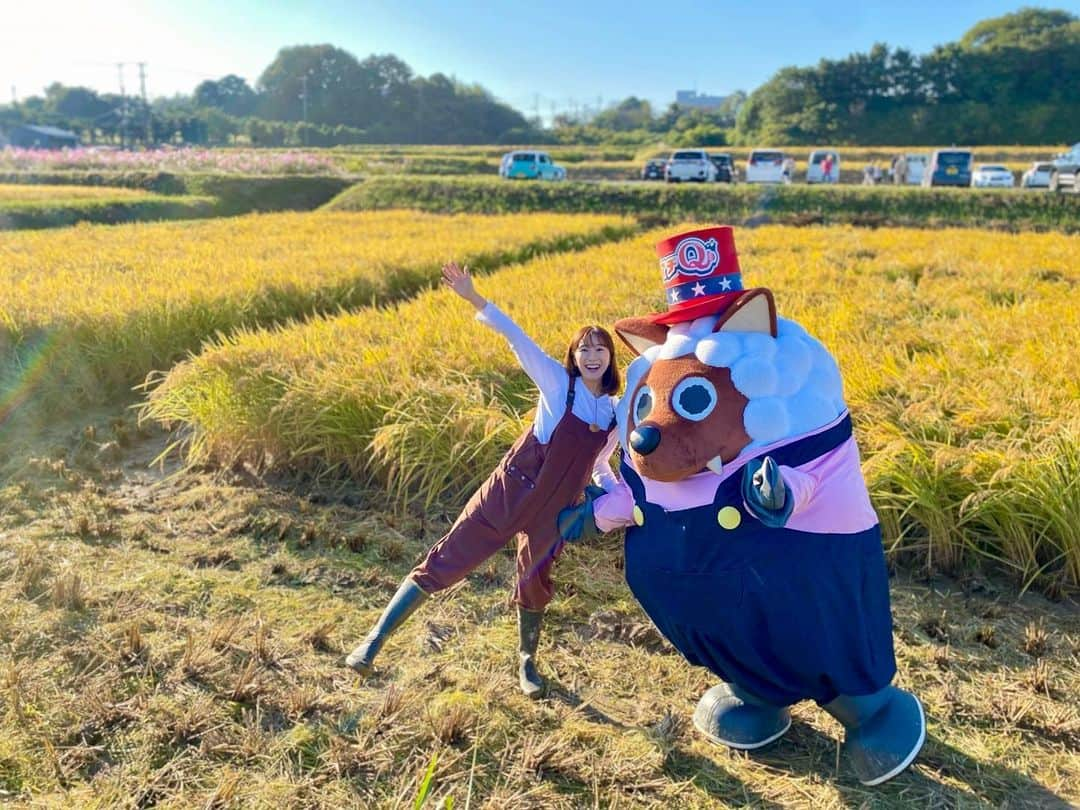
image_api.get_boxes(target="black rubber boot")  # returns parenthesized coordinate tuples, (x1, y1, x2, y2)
(517, 607, 545, 699)
(345, 577, 427, 674)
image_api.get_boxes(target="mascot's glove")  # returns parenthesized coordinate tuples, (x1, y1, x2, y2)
(557, 484, 606, 543)
(741, 456, 795, 528)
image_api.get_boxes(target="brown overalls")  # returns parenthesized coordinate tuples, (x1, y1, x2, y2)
(411, 377, 614, 610)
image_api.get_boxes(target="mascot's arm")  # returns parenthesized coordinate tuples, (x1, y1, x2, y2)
(557, 482, 635, 542)
(741, 456, 805, 528)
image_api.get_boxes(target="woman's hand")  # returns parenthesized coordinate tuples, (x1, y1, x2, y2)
(442, 261, 487, 310)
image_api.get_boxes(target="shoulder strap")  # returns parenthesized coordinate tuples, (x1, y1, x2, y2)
(565, 376, 576, 409)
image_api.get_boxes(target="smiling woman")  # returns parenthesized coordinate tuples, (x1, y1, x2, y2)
(343, 260, 621, 699)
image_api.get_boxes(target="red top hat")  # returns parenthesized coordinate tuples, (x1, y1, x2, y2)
(648, 226, 744, 325)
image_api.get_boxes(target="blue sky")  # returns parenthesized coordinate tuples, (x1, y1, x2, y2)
(2, 0, 1076, 117)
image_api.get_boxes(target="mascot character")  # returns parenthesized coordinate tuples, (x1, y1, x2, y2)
(560, 226, 925, 785)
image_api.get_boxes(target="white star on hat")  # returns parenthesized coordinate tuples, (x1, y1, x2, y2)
(669, 289, 680, 303)
(719, 277, 733, 291)
(692, 282, 706, 296)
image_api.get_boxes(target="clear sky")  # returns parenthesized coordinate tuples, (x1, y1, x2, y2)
(2, 0, 1076, 116)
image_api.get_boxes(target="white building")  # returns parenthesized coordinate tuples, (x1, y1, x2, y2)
(675, 90, 727, 110)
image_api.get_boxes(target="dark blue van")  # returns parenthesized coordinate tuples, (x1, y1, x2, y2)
(923, 149, 974, 187)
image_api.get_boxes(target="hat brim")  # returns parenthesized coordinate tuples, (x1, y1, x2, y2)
(645, 290, 745, 325)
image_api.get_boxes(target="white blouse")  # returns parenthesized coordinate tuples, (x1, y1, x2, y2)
(476, 304, 621, 490)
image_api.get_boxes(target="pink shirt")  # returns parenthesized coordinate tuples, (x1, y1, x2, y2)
(593, 412, 879, 535)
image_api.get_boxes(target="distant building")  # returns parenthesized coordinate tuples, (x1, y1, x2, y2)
(8, 124, 80, 149)
(675, 90, 727, 110)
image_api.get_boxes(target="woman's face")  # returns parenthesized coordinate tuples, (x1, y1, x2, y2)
(574, 332, 611, 385)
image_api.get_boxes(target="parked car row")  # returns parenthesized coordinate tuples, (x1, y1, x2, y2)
(499, 143, 1079, 192)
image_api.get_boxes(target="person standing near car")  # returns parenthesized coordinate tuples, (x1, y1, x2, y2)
(894, 155, 908, 185)
(344, 262, 620, 698)
(782, 156, 795, 184)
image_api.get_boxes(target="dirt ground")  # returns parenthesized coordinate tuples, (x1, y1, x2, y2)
(1, 406, 1077, 808)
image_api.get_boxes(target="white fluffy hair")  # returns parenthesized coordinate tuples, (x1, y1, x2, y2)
(617, 313, 846, 452)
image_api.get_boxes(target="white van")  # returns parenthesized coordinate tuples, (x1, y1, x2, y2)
(745, 149, 786, 184)
(806, 150, 840, 183)
(904, 154, 928, 185)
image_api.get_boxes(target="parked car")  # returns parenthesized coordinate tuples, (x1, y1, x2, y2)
(904, 154, 928, 185)
(1021, 162, 1054, 188)
(922, 149, 974, 187)
(665, 149, 717, 183)
(501, 150, 566, 180)
(707, 153, 736, 183)
(806, 149, 840, 184)
(971, 164, 1015, 188)
(1049, 143, 1080, 193)
(641, 159, 666, 180)
(745, 149, 786, 184)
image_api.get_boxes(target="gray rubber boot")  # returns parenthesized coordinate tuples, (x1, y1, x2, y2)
(345, 577, 427, 674)
(517, 607, 545, 699)
(822, 686, 926, 785)
(693, 682, 792, 749)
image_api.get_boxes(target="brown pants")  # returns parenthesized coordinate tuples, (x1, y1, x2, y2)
(410, 431, 562, 610)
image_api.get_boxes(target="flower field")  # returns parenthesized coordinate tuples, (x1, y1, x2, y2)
(147, 224, 1080, 590)
(0, 210, 633, 431)
(0, 146, 340, 175)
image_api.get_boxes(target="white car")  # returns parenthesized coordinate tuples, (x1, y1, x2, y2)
(665, 150, 717, 182)
(971, 164, 1015, 188)
(745, 149, 786, 184)
(904, 154, 928, 185)
(1021, 162, 1054, 189)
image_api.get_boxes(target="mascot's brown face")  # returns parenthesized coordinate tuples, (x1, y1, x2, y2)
(616, 289, 777, 483)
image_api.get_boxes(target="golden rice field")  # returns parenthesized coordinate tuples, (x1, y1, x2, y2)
(147, 224, 1080, 592)
(0, 184, 156, 203)
(0, 210, 633, 430)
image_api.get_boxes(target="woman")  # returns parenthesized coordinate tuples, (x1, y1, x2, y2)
(345, 261, 620, 697)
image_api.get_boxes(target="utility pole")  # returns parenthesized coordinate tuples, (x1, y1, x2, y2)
(138, 62, 152, 146)
(117, 62, 127, 149)
(299, 75, 308, 146)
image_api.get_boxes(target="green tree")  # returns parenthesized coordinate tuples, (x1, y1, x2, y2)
(194, 74, 258, 117)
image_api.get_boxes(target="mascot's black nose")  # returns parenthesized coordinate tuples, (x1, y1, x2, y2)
(630, 424, 661, 455)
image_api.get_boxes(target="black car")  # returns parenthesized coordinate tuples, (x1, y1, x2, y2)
(641, 159, 666, 181)
(708, 153, 736, 183)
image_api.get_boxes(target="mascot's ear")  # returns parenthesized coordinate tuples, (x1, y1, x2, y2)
(714, 289, 777, 337)
(614, 316, 669, 357)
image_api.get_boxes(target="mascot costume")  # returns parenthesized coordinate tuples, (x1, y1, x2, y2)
(559, 226, 925, 785)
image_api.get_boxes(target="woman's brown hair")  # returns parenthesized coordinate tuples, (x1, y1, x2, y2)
(564, 326, 620, 395)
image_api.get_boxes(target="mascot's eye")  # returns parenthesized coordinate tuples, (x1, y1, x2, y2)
(633, 385, 654, 423)
(671, 377, 717, 421)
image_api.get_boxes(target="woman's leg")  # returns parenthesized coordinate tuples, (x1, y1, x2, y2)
(513, 531, 561, 697)
(346, 488, 513, 675)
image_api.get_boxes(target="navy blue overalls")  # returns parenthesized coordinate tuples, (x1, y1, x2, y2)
(621, 415, 897, 707)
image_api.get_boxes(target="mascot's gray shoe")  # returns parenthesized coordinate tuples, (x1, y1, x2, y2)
(345, 577, 427, 674)
(822, 686, 926, 785)
(693, 682, 792, 749)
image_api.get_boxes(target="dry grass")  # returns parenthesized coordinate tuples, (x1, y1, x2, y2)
(0, 410, 1076, 807)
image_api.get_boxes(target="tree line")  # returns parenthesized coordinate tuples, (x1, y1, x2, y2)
(0, 9, 1074, 148)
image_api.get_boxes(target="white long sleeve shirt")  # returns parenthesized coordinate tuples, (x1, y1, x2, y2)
(476, 303, 618, 482)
